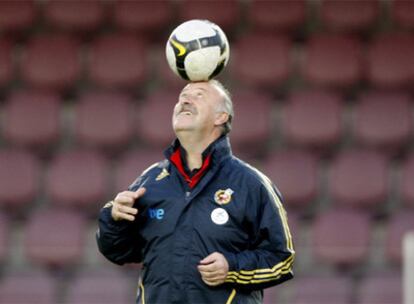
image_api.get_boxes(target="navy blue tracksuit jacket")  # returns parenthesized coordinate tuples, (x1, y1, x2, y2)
(97, 136, 295, 304)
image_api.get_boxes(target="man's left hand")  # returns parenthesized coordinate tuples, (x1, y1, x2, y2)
(197, 252, 229, 286)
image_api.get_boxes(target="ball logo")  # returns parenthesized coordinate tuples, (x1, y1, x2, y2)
(169, 38, 186, 57)
(214, 188, 234, 205)
(211, 208, 229, 225)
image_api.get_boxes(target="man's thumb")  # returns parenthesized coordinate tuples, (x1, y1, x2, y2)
(135, 187, 146, 198)
(200, 253, 216, 265)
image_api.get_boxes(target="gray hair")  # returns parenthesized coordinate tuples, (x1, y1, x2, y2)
(210, 79, 234, 135)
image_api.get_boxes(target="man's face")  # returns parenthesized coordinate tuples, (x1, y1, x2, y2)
(172, 82, 224, 134)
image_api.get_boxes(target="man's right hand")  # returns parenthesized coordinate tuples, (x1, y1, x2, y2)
(111, 188, 146, 221)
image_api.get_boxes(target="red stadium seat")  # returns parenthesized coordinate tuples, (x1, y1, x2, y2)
(74, 91, 134, 151)
(24, 208, 86, 268)
(114, 147, 164, 192)
(0, 0, 36, 33)
(66, 269, 135, 304)
(353, 91, 412, 154)
(312, 208, 371, 267)
(283, 89, 343, 151)
(156, 48, 188, 89)
(20, 34, 81, 91)
(43, 0, 106, 33)
(0, 149, 39, 213)
(136, 89, 179, 148)
(248, 0, 307, 33)
(3, 90, 61, 150)
(301, 34, 363, 88)
(329, 149, 389, 210)
(0, 39, 13, 87)
(263, 285, 280, 304)
(0, 270, 57, 304)
(46, 149, 109, 211)
(385, 210, 414, 264)
(390, 0, 414, 30)
(229, 89, 273, 156)
(263, 150, 319, 210)
(319, 0, 380, 33)
(290, 273, 352, 304)
(177, 0, 241, 33)
(231, 34, 291, 88)
(367, 33, 414, 89)
(357, 271, 402, 304)
(401, 153, 414, 208)
(0, 212, 10, 264)
(88, 33, 148, 89)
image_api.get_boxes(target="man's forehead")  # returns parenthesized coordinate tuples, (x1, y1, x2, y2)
(182, 82, 216, 94)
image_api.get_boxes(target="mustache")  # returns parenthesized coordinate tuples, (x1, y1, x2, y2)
(177, 104, 197, 115)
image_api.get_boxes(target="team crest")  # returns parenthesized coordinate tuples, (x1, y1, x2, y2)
(156, 168, 170, 181)
(214, 188, 234, 205)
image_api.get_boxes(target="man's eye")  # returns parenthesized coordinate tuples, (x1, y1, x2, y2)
(196, 92, 203, 97)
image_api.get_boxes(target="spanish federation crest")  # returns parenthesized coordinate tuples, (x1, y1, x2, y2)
(214, 188, 234, 205)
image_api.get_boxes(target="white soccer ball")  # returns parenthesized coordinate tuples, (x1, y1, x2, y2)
(165, 19, 230, 82)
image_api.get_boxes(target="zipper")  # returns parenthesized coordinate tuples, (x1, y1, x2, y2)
(226, 288, 236, 304)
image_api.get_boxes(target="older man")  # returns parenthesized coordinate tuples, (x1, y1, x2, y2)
(97, 80, 295, 304)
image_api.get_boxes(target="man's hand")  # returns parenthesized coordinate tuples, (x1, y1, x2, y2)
(111, 188, 146, 221)
(198, 252, 229, 286)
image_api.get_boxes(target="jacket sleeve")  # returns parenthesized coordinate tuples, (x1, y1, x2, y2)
(223, 179, 295, 290)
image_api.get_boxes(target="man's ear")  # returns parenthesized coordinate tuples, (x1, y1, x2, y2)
(214, 112, 229, 126)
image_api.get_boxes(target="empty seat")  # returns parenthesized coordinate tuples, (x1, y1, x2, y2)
(0, 0, 36, 33)
(353, 91, 412, 153)
(46, 149, 109, 211)
(390, 0, 414, 30)
(385, 210, 414, 264)
(0, 39, 13, 87)
(65, 269, 134, 304)
(44, 0, 106, 33)
(156, 48, 188, 88)
(0, 270, 57, 304)
(283, 89, 343, 150)
(312, 208, 371, 267)
(0, 212, 10, 264)
(231, 34, 291, 88)
(0, 149, 39, 213)
(88, 34, 148, 89)
(319, 0, 380, 33)
(20, 34, 81, 91)
(263, 285, 280, 304)
(357, 272, 402, 304)
(74, 91, 134, 150)
(115, 147, 164, 192)
(248, 0, 307, 33)
(3, 90, 61, 150)
(401, 153, 414, 208)
(24, 208, 86, 268)
(301, 34, 363, 88)
(329, 149, 388, 210)
(263, 150, 319, 210)
(367, 33, 414, 89)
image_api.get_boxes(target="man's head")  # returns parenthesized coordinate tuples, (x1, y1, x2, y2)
(172, 80, 233, 139)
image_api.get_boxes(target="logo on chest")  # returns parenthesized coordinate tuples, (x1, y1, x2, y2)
(148, 208, 165, 220)
(214, 188, 234, 205)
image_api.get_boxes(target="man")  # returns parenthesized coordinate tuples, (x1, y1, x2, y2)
(96, 80, 295, 304)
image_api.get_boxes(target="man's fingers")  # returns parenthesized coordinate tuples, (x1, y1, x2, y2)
(118, 205, 138, 215)
(199, 253, 217, 265)
(115, 195, 135, 205)
(113, 210, 135, 221)
(135, 187, 146, 199)
(197, 263, 217, 273)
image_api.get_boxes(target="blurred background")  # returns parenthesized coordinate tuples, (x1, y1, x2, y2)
(0, 0, 413, 303)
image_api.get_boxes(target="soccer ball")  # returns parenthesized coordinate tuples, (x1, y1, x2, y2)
(165, 19, 230, 82)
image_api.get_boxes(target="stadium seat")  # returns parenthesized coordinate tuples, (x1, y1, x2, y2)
(0, 39, 13, 87)
(263, 285, 280, 304)
(3, 90, 61, 150)
(329, 149, 389, 210)
(177, 0, 241, 33)
(385, 210, 414, 264)
(247, 0, 307, 33)
(20, 33, 81, 91)
(367, 33, 414, 89)
(283, 89, 343, 151)
(312, 208, 371, 267)
(0, 149, 39, 213)
(319, 0, 380, 33)
(43, 0, 106, 33)
(0, 270, 58, 304)
(113, 0, 173, 36)
(301, 34, 363, 88)
(46, 149, 109, 212)
(88, 33, 148, 89)
(24, 208, 86, 268)
(136, 89, 179, 148)
(0, 0, 36, 33)
(401, 153, 414, 208)
(290, 273, 352, 304)
(356, 271, 402, 304)
(74, 90, 134, 151)
(0, 212, 10, 264)
(390, 0, 414, 30)
(156, 48, 188, 88)
(231, 33, 291, 88)
(263, 150, 319, 210)
(229, 89, 273, 156)
(65, 269, 135, 304)
(353, 91, 412, 154)
(114, 147, 164, 192)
